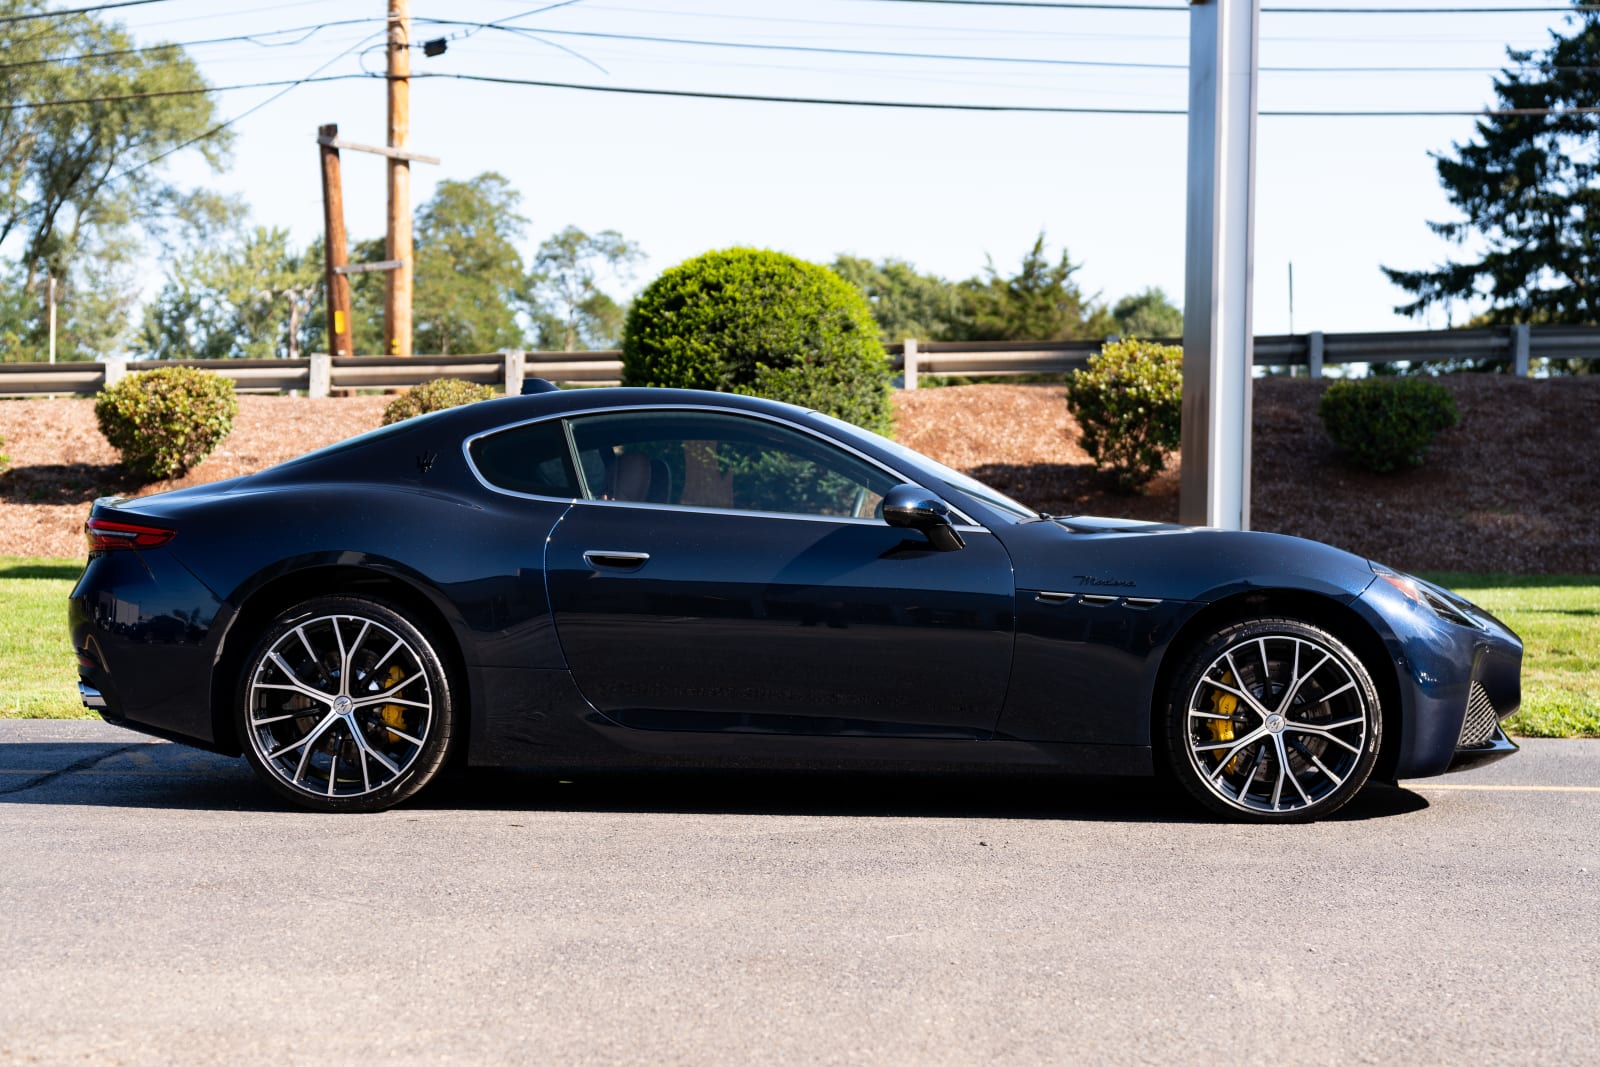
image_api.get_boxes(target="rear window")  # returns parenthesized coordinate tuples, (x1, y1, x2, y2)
(468, 419, 580, 498)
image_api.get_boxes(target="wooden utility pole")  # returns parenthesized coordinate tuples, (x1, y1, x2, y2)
(318, 123, 354, 358)
(385, 0, 413, 357)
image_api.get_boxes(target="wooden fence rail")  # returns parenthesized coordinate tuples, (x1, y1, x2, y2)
(2, 324, 1595, 398)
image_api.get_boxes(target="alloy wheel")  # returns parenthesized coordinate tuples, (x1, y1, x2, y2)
(245, 613, 435, 800)
(1181, 632, 1372, 816)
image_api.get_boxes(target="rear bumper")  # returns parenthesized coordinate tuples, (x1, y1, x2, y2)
(70, 547, 225, 745)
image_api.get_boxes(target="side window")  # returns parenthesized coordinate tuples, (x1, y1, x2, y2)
(567, 411, 900, 519)
(468, 419, 581, 498)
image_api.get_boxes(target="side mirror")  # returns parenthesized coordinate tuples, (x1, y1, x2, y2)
(882, 483, 966, 552)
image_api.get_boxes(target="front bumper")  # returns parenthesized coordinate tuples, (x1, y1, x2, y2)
(1449, 723, 1520, 771)
(1355, 575, 1523, 780)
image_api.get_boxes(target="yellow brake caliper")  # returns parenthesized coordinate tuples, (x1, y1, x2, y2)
(378, 664, 407, 742)
(1207, 672, 1240, 772)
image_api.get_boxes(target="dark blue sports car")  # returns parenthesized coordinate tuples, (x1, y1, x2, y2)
(69, 384, 1521, 820)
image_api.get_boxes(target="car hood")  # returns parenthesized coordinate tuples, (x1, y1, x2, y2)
(993, 515, 1378, 604)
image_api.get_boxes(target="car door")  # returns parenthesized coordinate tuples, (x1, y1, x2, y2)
(543, 408, 1016, 738)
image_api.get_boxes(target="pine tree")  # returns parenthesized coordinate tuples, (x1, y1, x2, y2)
(1383, 8, 1600, 335)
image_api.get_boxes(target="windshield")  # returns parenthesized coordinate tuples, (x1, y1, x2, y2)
(809, 413, 1039, 522)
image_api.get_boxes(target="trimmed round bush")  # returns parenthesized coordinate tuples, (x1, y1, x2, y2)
(622, 247, 893, 435)
(382, 378, 498, 426)
(1318, 376, 1460, 474)
(95, 366, 238, 481)
(1064, 338, 1183, 493)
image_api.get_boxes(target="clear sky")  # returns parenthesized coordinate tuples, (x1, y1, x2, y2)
(103, 0, 1585, 336)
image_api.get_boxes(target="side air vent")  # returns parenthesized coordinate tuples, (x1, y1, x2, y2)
(1459, 682, 1499, 747)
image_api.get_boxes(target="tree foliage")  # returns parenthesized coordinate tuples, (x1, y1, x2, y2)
(530, 226, 643, 350)
(963, 233, 1111, 342)
(1111, 287, 1183, 339)
(832, 234, 1169, 346)
(1383, 9, 1600, 338)
(623, 248, 893, 434)
(830, 255, 974, 343)
(141, 224, 319, 360)
(0, 1, 228, 359)
(411, 173, 529, 356)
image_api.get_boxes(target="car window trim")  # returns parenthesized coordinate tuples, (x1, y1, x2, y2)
(461, 403, 987, 529)
(560, 418, 594, 500)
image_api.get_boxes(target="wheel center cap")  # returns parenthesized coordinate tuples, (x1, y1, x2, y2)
(332, 695, 354, 715)
(1265, 713, 1286, 735)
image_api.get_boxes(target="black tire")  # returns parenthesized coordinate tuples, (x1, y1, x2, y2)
(1162, 617, 1381, 823)
(237, 595, 456, 813)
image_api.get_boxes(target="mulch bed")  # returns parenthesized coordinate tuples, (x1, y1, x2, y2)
(3, 376, 1596, 571)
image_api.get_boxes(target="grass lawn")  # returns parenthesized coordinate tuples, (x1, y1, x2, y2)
(0, 556, 84, 718)
(1422, 573, 1600, 738)
(3, 555, 1595, 736)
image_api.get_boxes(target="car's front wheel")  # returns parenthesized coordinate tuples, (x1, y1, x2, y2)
(1163, 617, 1381, 822)
(237, 595, 455, 813)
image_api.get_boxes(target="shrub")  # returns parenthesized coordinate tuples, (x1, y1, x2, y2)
(382, 378, 498, 426)
(94, 366, 238, 481)
(1064, 338, 1183, 493)
(622, 247, 893, 434)
(1317, 376, 1460, 473)
(0, 434, 8, 477)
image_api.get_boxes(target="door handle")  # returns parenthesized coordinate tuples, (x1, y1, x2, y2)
(582, 550, 651, 570)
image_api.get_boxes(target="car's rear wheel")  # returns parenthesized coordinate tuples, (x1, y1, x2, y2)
(238, 595, 455, 813)
(1163, 617, 1381, 822)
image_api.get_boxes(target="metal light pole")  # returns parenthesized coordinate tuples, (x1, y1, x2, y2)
(1180, 0, 1261, 531)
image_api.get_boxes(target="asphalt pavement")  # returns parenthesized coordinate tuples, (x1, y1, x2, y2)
(1, 720, 1595, 1066)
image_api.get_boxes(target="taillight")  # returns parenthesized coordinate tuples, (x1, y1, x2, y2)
(85, 517, 175, 552)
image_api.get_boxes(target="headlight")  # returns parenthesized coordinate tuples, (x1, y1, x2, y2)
(1370, 563, 1484, 630)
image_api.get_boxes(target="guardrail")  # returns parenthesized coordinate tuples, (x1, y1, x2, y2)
(1, 324, 1594, 398)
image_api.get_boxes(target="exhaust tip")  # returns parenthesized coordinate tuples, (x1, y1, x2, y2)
(78, 683, 107, 710)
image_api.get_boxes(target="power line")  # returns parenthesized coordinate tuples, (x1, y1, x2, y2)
(415, 71, 1187, 110)
(0, 72, 370, 113)
(413, 70, 1600, 116)
(857, 2, 1183, 10)
(0, 0, 170, 25)
(107, 27, 389, 183)
(1264, 4, 1600, 10)
(862, 0, 1600, 11)
(447, 21, 1599, 75)
(442, 22, 1191, 69)
(0, 18, 383, 75)
(1, 19, 1580, 79)
(12, 66, 1600, 118)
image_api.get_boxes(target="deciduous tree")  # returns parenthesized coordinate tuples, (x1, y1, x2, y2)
(1, 1, 228, 356)
(411, 173, 528, 355)
(830, 256, 972, 343)
(1111, 287, 1183, 339)
(140, 225, 320, 360)
(531, 226, 643, 350)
